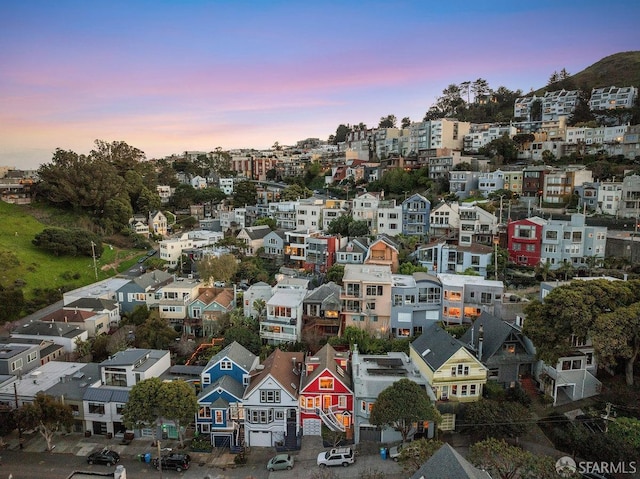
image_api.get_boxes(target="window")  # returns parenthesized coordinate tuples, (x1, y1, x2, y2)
(116, 404, 125, 415)
(249, 409, 274, 424)
(319, 378, 334, 390)
(10, 358, 23, 372)
(260, 390, 281, 403)
(89, 403, 105, 415)
(338, 395, 347, 408)
(480, 292, 492, 304)
(199, 406, 211, 419)
(275, 410, 284, 420)
(215, 410, 224, 424)
(220, 360, 232, 370)
(27, 351, 38, 362)
(393, 294, 403, 306)
(366, 285, 383, 296)
(470, 384, 477, 395)
(461, 385, 468, 396)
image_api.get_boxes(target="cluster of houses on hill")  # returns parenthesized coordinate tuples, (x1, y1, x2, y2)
(0, 256, 607, 449)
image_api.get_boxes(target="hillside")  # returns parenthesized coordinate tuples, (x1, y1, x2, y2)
(0, 201, 141, 305)
(534, 51, 640, 95)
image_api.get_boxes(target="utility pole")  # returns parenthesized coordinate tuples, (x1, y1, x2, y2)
(91, 241, 98, 281)
(157, 439, 163, 479)
(14, 382, 23, 449)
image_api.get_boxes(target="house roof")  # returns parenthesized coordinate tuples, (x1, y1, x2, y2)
(267, 289, 307, 307)
(40, 309, 96, 323)
(241, 225, 272, 240)
(45, 363, 101, 401)
(338, 237, 369, 253)
(205, 341, 257, 372)
(194, 288, 234, 309)
(411, 323, 466, 371)
(0, 343, 31, 359)
(198, 374, 245, 402)
(64, 298, 118, 311)
(131, 270, 174, 290)
(409, 443, 491, 479)
(12, 321, 86, 339)
(100, 348, 167, 371)
(304, 282, 341, 303)
(83, 386, 130, 403)
(460, 311, 521, 362)
(301, 343, 351, 390)
(245, 349, 302, 399)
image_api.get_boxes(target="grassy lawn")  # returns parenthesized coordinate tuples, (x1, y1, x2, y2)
(0, 201, 144, 300)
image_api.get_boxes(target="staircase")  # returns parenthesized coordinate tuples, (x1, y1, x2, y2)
(230, 423, 245, 454)
(317, 407, 345, 432)
(520, 376, 539, 398)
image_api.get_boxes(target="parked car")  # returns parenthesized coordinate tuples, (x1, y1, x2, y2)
(152, 453, 191, 472)
(316, 447, 355, 467)
(388, 443, 404, 461)
(87, 449, 120, 466)
(267, 453, 294, 471)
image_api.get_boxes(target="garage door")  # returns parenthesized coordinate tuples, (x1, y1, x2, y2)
(249, 430, 271, 447)
(303, 418, 322, 436)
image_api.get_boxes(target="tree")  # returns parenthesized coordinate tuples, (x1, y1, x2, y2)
(471, 78, 491, 103)
(160, 380, 198, 448)
(326, 215, 352, 236)
(332, 124, 351, 144)
(435, 84, 464, 117)
(608, 416, 640, 450)
(369, 378, 441, 443)
(469, 438, 560, 479)
(398, 439, 443, 474)
(379, 115, 397, 128)
(122, 377, 164, 442)
(592, 302, 640, 386)
(233, 180, 257, 207)
(0, 285, 24, 322)
(280, 184, 312, 201)
(326, 264, 345, 285)
(253, 217, 277, 230)
(33, 228, 103, 257)
(15, 393, 73, 452)
(134, 313, 180, 349)
(401, 117, 411, 129)
(461, 399, 531, 439)
(196, 254, 239, 285)
(348, 220, 370, 237)
(479, 134, 518, 163)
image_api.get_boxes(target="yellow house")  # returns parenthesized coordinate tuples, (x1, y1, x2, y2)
(410, 323, 487, 430)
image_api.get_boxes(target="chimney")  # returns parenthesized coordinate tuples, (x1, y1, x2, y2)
(478, 324, 484, 361)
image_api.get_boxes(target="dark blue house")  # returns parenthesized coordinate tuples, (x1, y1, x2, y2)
(402, 193, 431, 240)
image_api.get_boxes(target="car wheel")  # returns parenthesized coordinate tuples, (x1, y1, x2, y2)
(393, 457, 399, 462)
(268, 467, 273, 472)
(319, 463, 326, 468)
(176, 467, 182, 472)
(342, 462, 349, 467)
(287, 465, 292, 470)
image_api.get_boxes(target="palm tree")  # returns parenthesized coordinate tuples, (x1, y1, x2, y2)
(557, 260, 575, 281)
(535, 259, 554, 282)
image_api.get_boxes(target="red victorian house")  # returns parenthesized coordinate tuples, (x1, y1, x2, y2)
(507, 216, 547, 266)
(299, 344, 354, 440)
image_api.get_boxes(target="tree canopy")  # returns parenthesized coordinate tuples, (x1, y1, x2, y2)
(460, 399, 531, 439)
(33, 228, 103, 257)
(369, 378, 441, 443)
(159, 380, 198, 447)
(15, 393, 74, 452)
(233, 180, 257, 207)
(523, 279, 640, 385)
(469, 438, 559, 479)
(196, 254, 239, 285)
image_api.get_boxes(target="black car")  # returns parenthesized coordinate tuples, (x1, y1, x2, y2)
(87, 448, 120, 466)
(152, 453, 191, 472)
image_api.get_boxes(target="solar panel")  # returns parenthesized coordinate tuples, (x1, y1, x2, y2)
(366, 368, 407, 376)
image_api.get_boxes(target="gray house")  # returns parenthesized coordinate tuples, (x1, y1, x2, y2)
(460, 312, 536, 387)
(302, 282, 342, 339)
(409, 443, 491, 479)
(0, 342, 41, 375)
(335, 237, 368, 266)
(390, 272, 442, 338)
(262, 229, 287, 257)
(115, 270, 174, 313)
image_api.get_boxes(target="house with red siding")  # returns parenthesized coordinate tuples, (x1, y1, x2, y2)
(507, 217, 546, 266)
(299, 344, 354, 440)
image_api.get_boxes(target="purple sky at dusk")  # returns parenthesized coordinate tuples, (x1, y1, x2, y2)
(1, 0, 639, 170)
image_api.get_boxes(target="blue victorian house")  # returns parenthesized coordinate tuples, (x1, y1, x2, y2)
(402, 193, 431, 240)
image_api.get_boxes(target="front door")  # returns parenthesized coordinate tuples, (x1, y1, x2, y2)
(323, 395, 332, 411)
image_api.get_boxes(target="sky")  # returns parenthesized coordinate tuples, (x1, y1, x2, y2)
(1, 1, 639, 171)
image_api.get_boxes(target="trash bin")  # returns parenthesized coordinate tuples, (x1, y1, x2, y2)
(380, 447, 387, 460)
(144, 452, 151, 463)
(137, 454, 144, 462)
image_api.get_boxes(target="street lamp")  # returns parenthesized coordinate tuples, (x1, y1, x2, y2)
(493, 236, 500, 281)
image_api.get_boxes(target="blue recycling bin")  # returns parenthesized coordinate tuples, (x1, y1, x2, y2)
(380, 447, 387, 460)
(144, 452, 151, 463)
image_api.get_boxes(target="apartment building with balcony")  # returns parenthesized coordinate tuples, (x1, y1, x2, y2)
(269, 200, 299, 230)
(539, 213, 607, 269)
(521, 165, 551, 200)
(429, 202, 459, 240)
(596, 181, 623, 215)
(428, 152, 476, 180)
(618, 174, 640, 219)
(364, 236, 400, 273)
(321, 199, 351, 230)
(390, 272, 442, 338)
(295, 198, 323, 231)
(284, 229, 314, 269)
(542, 166, 593, 205)
(261, 289, 307, 345)
(415, 242, 493, 277)
(402, 193, 431, 239)
(301, 282, 342, 339)
(352, 192, 382, 231)
(502, 169, 523, 196)
(438, 273, 504, 325)
(463, 124, 517, 153)
(341, 264, 393, 338)
(457, 203, 497, 247)
(305, 234, 341, 273)
(428, 119, 471, 152)
(589, 85, 638, 111)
